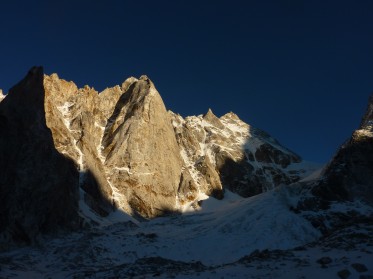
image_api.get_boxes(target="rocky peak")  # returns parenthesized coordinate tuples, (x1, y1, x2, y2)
(203, 108, 225, 129)
(139, 75, 149, 81)
(121, 77, 138, 92)
(100, 77, 191, 217)
(220, 111, 241, 122)
(5, 67, 44, 113)
(310, 94, 373, 206)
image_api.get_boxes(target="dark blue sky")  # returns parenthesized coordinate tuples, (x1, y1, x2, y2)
(1, 0, 372, 163)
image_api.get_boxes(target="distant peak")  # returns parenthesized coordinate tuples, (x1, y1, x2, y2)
(220, 112, 241, 121)
(204, 108, 215, 116)
(47, 73, 60, 79)
(121, 77, 138, 92)
(28, 66, 43, 76)
(203, 108, 224, 129)
(139, 75, 149, 81)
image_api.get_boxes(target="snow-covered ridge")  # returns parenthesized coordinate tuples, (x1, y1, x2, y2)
(170, 109, 320, 205)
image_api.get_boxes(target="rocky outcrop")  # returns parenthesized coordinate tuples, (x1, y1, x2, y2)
(312, 94, 373, 205)
(0, 67, 80, 247)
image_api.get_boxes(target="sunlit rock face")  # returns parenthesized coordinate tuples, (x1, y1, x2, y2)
(1, 67, 316, 222)
(312, 94, 373, 205)
(0, 67, 80, 246)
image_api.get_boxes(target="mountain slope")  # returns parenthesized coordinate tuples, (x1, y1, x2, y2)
(0, 187, 372, 278)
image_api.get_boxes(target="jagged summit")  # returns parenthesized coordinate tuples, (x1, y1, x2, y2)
(221, 111, 241, 121)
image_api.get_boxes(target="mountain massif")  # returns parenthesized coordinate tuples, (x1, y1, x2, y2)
(0, 67, 372, 278)
(0, 67, 321, 244)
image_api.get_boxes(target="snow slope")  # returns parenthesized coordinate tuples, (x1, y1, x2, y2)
(0, 187, 335, 278)
(141, 189, 321, 265)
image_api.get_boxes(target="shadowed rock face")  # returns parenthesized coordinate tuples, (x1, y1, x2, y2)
(312, 94, 373, 205)
(0, 67, 80, 246)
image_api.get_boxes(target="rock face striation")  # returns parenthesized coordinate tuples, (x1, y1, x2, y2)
(0, 67, 80, 246)
(1, 67, 319, 233)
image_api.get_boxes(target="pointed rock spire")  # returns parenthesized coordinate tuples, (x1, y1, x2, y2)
(203, 108, 224, 129)
(100, 76, 186, 217)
